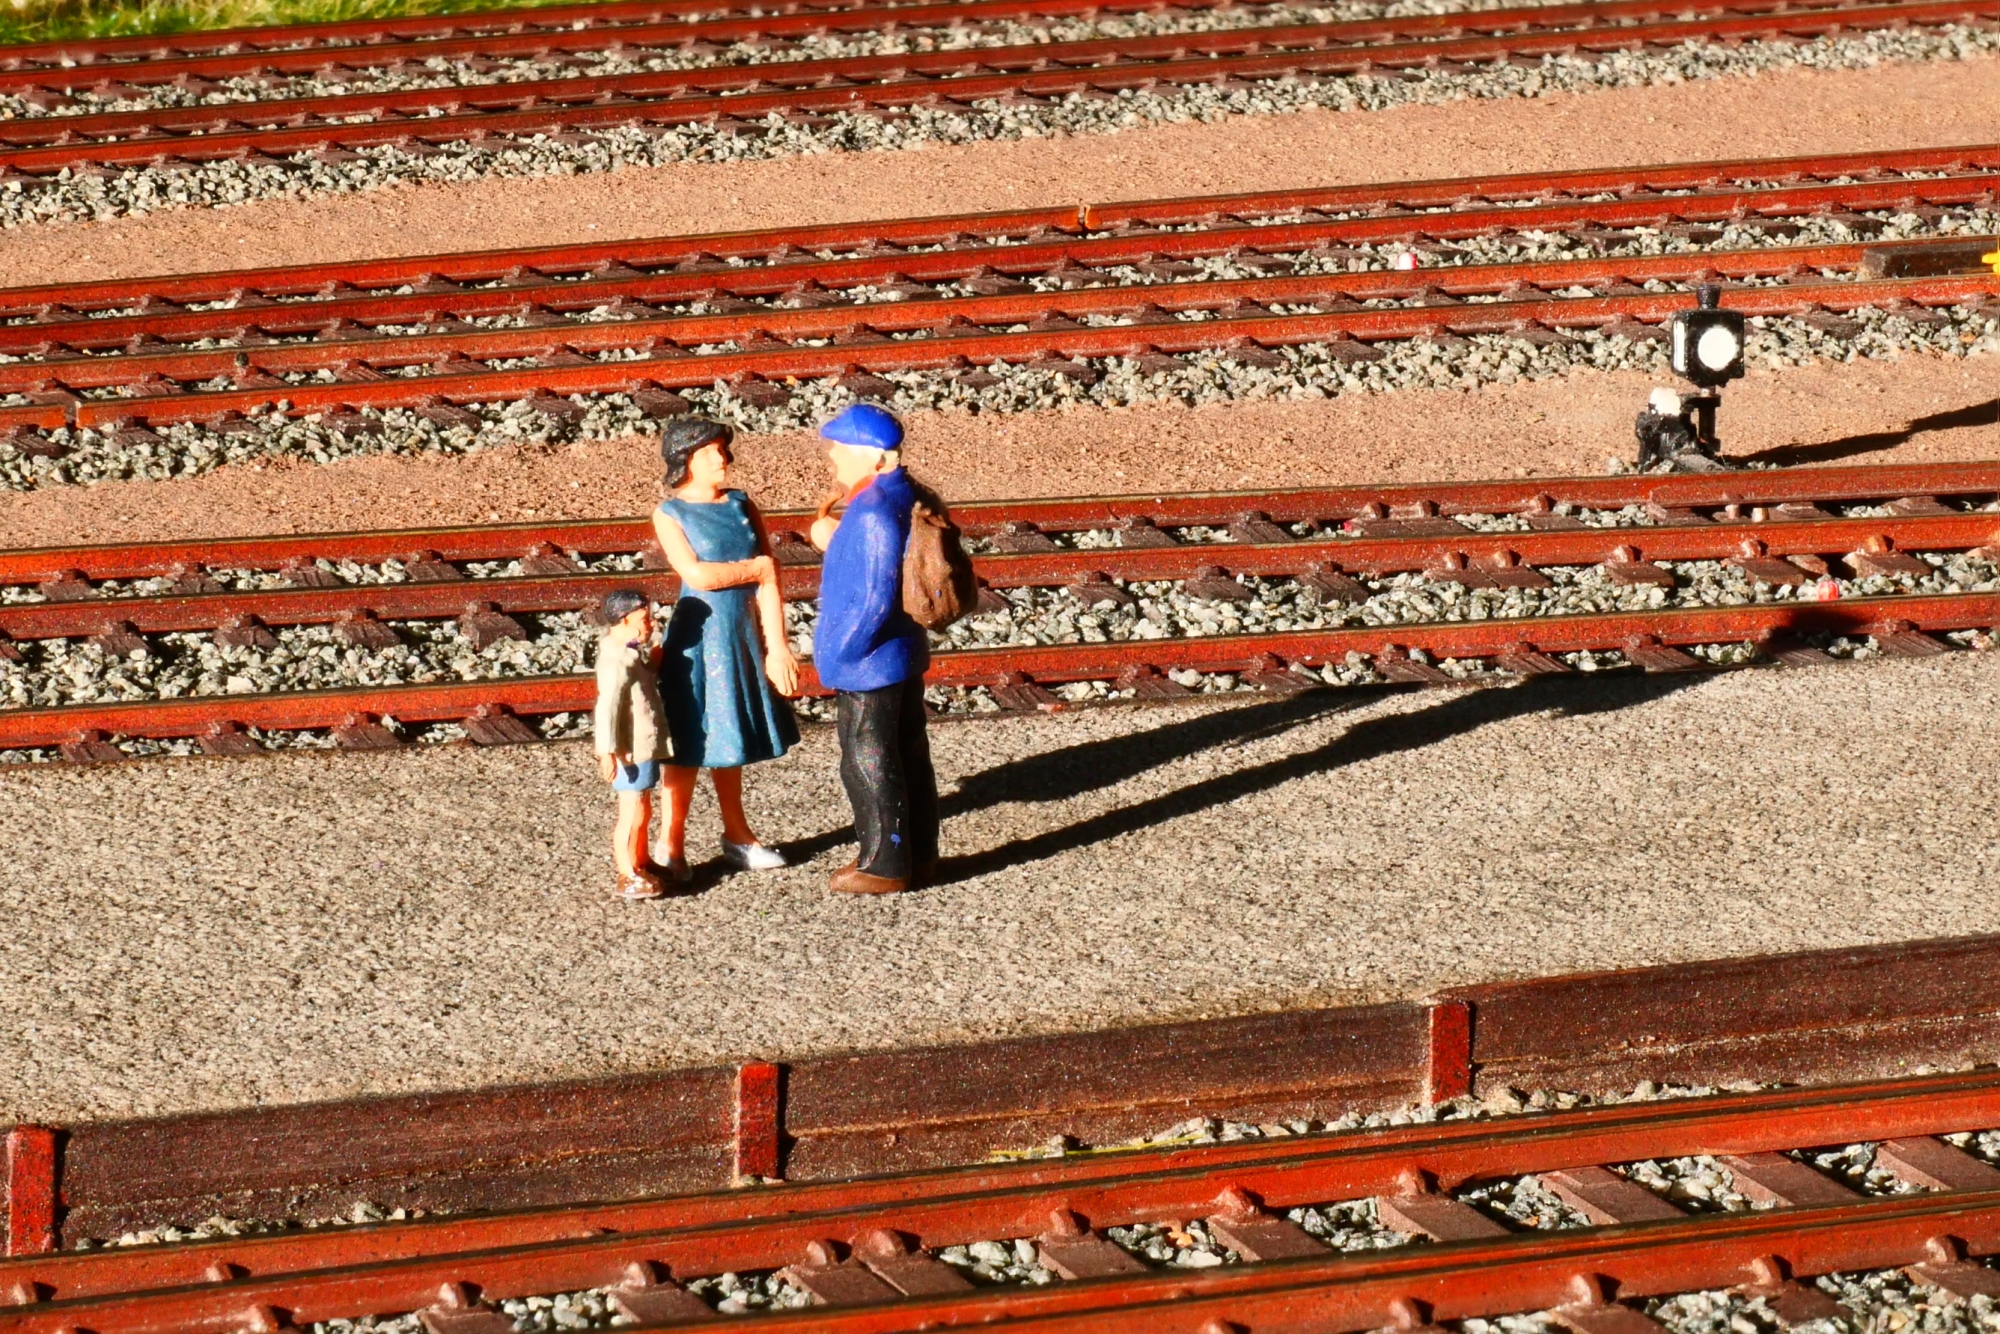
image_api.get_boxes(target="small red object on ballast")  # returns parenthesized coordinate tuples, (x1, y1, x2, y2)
(1392, 251, 1420, 271)
(1810, 578, 1842, 601)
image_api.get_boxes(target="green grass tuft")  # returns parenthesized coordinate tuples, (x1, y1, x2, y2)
(0, 0, 576, 51)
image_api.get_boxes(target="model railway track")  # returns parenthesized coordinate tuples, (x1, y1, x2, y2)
(1, 462, 1994, 757)
(0, 248, 1987, 399)
(11, 141, 1995, 316)
(0, 0, 1952, 152)
(0, 0, 1544, 89)
(0, 0, 1254, 77)
(0, 0, 1984, 168)
(8, 1068, 2000, 1333)
(6, 589, 1996, 754)
(2, 462, 1998, 623)
(13, 269, 1996, 439)
(2, 147, 1997, 441)
(0, 0, 1883, 121)
(0, 503, 1992, 640)
(0, 235, 1990, 377)
(0, 0, 1988, 180)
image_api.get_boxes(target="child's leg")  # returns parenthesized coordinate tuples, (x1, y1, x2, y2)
(613, 790, 651, 877)
(660, 765, 700, 861)
(711, 766, 758, 846)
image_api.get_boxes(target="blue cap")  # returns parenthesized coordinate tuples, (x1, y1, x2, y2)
(819, 403, 903, 451)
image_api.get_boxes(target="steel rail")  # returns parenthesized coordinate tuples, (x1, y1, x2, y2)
(0, 0, 1896, 147)
(1, 589, 1994, 749)
(5, 141, 1994, 316)
(7, 1068, 2000, 1332)
(0, 0, 1330, 87)
(0, 0, 964, 70)
(4, 240, 1946, 391)
(5, 272, 1993, 434)
(6, 460, 1995, 584)
(630, 1191, 2000, 1333)
(2, 508, 1994, 643)
(13, 222, 1999, 366)
(0, 0, 1986, 176)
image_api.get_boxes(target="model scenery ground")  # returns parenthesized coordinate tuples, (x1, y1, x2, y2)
(1, 13, 1997, 1123)
(5, 651, 1997, 1123)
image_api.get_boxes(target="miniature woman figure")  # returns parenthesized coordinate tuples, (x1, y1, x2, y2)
(650, 417, 802, 881)
(593, 587, 672, 901)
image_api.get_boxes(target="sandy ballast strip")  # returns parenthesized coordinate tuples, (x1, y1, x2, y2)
(0, 57, 1994, 288)
(0, 355, 1992, 552)
(2, 649, 1997, 1123)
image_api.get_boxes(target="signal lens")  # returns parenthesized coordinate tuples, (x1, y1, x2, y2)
(1696, 325, 1740, 372)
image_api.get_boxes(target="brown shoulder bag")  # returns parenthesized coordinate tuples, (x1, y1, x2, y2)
(901, 479, 978, 631)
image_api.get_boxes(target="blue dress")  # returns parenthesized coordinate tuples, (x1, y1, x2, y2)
(657, 491, 800, 769)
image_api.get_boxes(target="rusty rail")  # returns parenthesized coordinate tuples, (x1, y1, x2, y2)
(4, 141, 1995, 435)
(1, 481, 1997, 641)
(3, 588, 1996, 753)
(7, 461, 1999, 585)
(6, 238, 1993, 398)
(7, 1067, 2000, 1332)
(6, 269, 1997, 434)
(0, 0, 1989, 181)
(6, 142, 1997, 319)
(0, 0, 1947, 160)
(2, 462, 1995, 756)
(698, 1193, 2000, 1333)
(18, 228, 1994, 365)
(0, 0, 1547, 91)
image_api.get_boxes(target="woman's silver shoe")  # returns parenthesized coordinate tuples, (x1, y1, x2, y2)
(722, 840, 786, 871)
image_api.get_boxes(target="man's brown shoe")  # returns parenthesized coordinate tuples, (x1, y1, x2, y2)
(829, 862, 909, 895)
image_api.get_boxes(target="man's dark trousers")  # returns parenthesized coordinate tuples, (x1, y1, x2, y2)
(835, 679, 938, 880)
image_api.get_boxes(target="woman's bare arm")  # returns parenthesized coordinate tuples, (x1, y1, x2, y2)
(746, 500, 801, 697)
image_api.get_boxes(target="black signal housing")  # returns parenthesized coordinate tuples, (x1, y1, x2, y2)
(1668, 284, 1746, 389)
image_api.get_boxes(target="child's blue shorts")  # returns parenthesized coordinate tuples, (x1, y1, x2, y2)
(613, 759, 661, 792)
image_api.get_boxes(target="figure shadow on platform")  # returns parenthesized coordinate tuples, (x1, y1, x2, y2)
(766, 688, 1355, 873)
(766, 670, 1702, 885)
(1738, 396, 1999, 468)
(923, 670, 1704, 887)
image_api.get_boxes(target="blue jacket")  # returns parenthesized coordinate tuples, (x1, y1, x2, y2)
(815, 467, 929, 692)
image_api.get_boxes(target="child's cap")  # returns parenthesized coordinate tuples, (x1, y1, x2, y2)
(600, 588, 648, 625)
(820, 403, 903, 451)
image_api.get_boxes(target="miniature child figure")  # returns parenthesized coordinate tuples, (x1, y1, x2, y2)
(808, 404, 938, 896)
(649, 418, 801, 882)
(593, 588, 672, 901)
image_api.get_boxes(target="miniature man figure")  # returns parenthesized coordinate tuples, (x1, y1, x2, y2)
(1634, 386, 1700, 470)
(809, 404, 938, 896)
(593, 588, 673, 901)
(1635, 385, 1730, 472)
